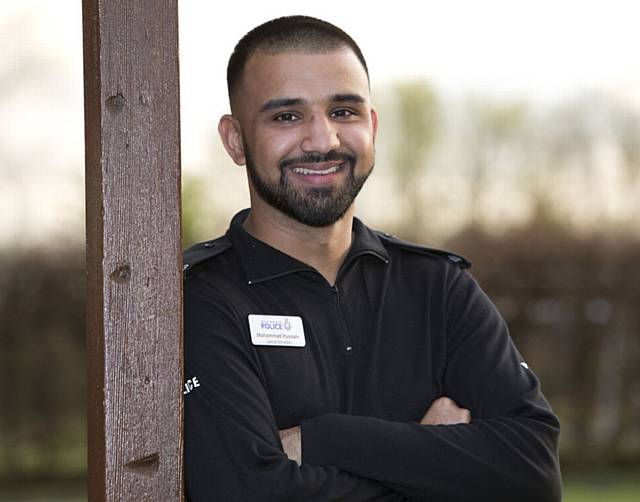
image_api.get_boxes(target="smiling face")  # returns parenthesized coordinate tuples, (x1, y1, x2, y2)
(219, 47, 378, 227)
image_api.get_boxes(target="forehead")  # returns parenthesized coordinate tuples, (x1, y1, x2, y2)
(238, 49, 370, 108)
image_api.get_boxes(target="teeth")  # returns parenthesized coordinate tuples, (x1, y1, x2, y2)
(292, 164, 342, 176)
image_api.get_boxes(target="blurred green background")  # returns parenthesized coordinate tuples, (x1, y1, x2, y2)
(2, 1, 639, 500)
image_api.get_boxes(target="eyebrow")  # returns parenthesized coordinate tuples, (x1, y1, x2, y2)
(331, 93, 366, 105)
(260, 98, 305, 112)
(259, 93, 366, 112)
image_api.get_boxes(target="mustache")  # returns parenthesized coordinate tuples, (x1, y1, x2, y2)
(280, 151, 356, 170)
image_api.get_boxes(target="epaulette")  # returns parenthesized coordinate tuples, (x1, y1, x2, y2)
(375, 231, 471, 269)
(183, 235, 232, 278)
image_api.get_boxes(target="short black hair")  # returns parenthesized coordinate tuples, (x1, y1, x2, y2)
(227, 15, 369, 107)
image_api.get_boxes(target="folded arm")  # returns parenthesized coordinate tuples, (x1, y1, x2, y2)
(185, 270, 561, 502)
(279, 396, 472, 463)
(299, 271, 562, 502)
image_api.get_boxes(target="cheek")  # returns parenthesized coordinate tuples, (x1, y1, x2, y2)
(254, 128, 300, 164)
(344, 128, 375, 159)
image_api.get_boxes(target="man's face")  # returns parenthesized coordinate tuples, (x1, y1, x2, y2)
(226, 48, 377, 227)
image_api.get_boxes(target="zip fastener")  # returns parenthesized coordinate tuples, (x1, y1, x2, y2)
(331, 285, 353, 354)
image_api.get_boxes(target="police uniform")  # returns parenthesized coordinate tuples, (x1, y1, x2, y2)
(183, 209, 561, 502)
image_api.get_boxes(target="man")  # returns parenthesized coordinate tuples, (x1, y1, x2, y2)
(183, 15, 561, 501)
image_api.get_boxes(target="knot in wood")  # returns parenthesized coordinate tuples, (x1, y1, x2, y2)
(139, 91, 150, 106)
(106, 93, 125, 112)
(110, 263, 131, 282)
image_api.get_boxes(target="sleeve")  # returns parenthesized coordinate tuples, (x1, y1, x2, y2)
(301, 269, 562, 502)
(183, 285, 407, 502)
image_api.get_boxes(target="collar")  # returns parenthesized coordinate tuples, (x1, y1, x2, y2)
(227, 209, 390, 285)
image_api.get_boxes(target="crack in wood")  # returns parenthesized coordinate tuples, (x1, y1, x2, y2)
(125, 452, 160, 475)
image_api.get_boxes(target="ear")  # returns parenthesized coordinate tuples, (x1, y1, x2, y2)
(370, 107, 379, 144)
(218, 114, 246, 166)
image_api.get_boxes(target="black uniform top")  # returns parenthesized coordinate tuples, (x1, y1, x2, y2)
(183, 209, 561, 502)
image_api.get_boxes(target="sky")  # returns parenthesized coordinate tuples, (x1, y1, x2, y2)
(0, 0, 639, 245)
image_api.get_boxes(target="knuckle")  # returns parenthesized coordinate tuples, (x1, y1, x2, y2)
(438, 396, 454, 407)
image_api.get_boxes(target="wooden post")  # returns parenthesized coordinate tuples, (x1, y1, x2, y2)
(82, 1, 183, 500)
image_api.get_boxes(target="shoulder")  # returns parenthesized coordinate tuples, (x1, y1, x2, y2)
(183, 234, 233, 279)
(375, 231, 472, 270)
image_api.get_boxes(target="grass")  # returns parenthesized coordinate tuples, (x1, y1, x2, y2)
(0, 477, 85, 502)
(0, 469, 638, 501)
(563, 469, 640, 502)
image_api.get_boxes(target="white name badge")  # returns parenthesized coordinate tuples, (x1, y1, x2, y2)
(248, 315, 306, 347)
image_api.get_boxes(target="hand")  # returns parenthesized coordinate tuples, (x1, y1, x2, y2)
(420, 396, 471, 425)
(278, 425, 302, 465)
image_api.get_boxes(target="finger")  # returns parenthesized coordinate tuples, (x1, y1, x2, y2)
(421, 409, 470, 425)
(420, 396, 471, 425)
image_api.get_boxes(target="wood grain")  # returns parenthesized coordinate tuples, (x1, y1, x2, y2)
(82, 1, 183, 499)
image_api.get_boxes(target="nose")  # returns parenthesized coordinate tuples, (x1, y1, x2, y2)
(301, 115, 340, 153)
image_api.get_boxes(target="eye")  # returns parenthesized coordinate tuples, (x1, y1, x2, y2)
(331, 108, 356, 119)
(274, 112, 300, 122)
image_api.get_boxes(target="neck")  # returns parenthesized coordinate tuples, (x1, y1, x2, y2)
(243, 201, 354, 286)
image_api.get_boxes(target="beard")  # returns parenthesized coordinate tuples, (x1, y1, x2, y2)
(244, 145, 374, 227)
